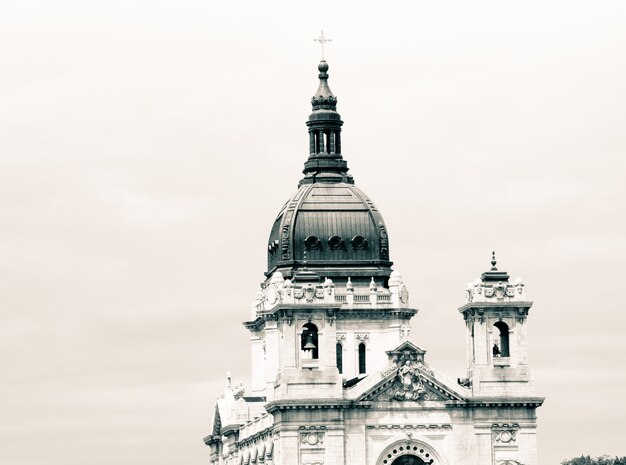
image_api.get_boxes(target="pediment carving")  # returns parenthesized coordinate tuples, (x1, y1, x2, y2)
(359, 341, 464, 402)
(374, 361, 448, 401)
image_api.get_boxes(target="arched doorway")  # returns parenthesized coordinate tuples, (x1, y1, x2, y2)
(378, 442, 437, 465)
(391, 455, 426, 465)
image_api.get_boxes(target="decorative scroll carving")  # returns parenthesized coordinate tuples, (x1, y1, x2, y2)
(281, 222, 290, 260)
(379, 221, 389, 260)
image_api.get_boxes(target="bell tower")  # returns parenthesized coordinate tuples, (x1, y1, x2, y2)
(459, 253, 535, 397)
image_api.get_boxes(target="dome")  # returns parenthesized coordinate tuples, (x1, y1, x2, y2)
(266, 182, 392, 281)
(265, 61, 393, 284)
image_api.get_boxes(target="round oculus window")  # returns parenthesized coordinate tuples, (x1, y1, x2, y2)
(328, 235, 343, 250)
(304, 235, 321, 250)
(351, 235, 367, 250)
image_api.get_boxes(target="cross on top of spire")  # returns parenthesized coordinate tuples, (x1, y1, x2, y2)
(314, 30, 332, 59)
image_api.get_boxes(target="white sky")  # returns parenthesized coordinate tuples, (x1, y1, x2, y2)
(1, 1, 625, 464)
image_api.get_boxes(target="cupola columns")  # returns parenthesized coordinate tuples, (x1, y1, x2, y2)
(301, 61, 353, 185)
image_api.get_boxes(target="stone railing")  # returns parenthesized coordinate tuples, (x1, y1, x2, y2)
(252, 271, 410, 315)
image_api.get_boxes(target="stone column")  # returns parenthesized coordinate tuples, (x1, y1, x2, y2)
(250, 333, 264, 394)
(321, 312, 337, 370)
(264, 320, 279, 399)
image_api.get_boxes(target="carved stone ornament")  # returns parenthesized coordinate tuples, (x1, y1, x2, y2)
(399, 284, 408, 303)
(400, 323, 411, 339)
(300, 432, 324, 446)
(266, 285, 278, 305)
(485, 281, 516, 299)
(294, 284, 324, 303)
(393, 361, 429, 401)
(232, 382, 245, 400)
(495, 430, 517, 444)
(466, 277, 526, 303)
(325, 308, 335, 326)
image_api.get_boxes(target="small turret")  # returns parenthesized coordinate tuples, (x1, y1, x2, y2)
(459, 253, 535, 397)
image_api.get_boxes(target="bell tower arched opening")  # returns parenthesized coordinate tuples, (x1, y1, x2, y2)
(301, 323, 319, 360)
(493, 321, 510, 358)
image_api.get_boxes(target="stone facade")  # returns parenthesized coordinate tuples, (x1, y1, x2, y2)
(203, 62, 543, 465)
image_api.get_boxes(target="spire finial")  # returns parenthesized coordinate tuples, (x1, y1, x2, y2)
(491, 251, 497, 271)
(314, 30, 332, 60)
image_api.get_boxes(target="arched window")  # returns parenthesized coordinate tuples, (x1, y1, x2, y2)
(336, 342, 343, 374)
(391, 455, 427, 465)
(358, 342, 366, 374)
(493, 321, 510, 358)
(301, 323, 319, 360)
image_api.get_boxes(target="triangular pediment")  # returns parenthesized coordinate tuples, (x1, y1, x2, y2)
(356, 341, 465, 403)
(358, 366, 463, 402)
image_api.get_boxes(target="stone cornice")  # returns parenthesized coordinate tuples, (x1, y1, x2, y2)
(446, 397, 545, 408)
(235, 426, 274, 448)
(221, 423, 244, 436)
(203, 434, 220, 446)
(458, 301, 533, 313)
(244, 305, 417, 331)
(265, 399, 372, 413)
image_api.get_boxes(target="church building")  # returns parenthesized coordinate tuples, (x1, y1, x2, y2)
(204, 59, 543, 465)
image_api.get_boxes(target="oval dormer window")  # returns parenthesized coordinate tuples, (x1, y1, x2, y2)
(328, 235, 343, 250)
(304, 235, 321, 250)
(351, 235, 368, 250)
